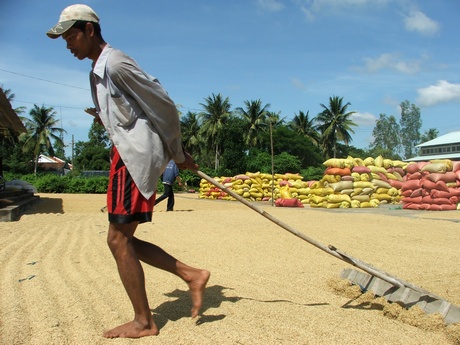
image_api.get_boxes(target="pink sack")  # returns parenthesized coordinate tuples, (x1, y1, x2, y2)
(422, 196, 451, 205)
(441, 204, 458, 211)
(406, 172, 423, 180)
(421, 179, 437, 190)
(387, 167, 405, 177)
(425, 172, 457, 183)
(352, 166, 371, 174)
(435, 180, 450, 192)
(453, 161, 460, 172)
(426, 204, 442, 211)
(449, 188, 460, 197)
(402, 196, 423, 204)
(401, 189, 413, 197)
(405, 162, 427, 174)
(410, 188, 426, 198)
(401, 179, 421, 191)
(275, 198, 304, 208)
(449, 196, 459, 204)
(403, 203, 420, 210)
(388, 180, 404, 189)
(430, 190, 452, 199)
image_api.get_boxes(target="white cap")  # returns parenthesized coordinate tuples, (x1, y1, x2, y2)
(46, 4, 99, 39)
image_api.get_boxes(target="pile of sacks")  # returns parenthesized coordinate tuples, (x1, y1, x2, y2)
(198, 157, 460, 211)
(401, 160, 460, 210)
(307, 156, 404, 208)
(198, 171, 309, 203)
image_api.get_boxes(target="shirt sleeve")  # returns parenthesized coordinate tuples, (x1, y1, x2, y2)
(107, 51, 185, 164)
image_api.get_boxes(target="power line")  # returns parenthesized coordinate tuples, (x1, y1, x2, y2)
(0, 68, 90, 91)
(13, 99, 85, 111)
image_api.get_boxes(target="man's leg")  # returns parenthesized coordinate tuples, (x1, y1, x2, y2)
(165, 184, 175, 211)
(133, 237, 210, 318)
(103, 222, 159, 339)
(154, 186, 168, 206)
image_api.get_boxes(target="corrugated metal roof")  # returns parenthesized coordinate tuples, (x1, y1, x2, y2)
(406, 152, 460, 162)
(38, 155, 66, 163)
(416, 131, 460, 147)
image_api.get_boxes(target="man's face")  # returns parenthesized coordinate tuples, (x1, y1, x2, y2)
(62, 26, 91, 60)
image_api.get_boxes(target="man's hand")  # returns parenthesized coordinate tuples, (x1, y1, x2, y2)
(84, 107, 98, 117)
(85, 107, 103, 125)
(176, 151, 199, 171)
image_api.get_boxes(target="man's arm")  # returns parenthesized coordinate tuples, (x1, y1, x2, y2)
(107, 53, 185, 164)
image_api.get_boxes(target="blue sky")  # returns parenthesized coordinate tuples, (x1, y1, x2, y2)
(1, 0, 459, 157)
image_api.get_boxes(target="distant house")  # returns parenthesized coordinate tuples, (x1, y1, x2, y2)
(406, 131, 460, 162)
(37, 155, 73, 174)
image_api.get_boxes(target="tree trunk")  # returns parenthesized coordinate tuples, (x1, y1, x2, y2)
(34, 153, 39, 175)
(214, 143, 219, 171)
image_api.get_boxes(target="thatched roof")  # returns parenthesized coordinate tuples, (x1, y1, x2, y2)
(0, 90, 26, 135)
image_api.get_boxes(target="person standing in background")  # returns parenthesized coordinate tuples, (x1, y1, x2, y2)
(155, 159, 181, 211)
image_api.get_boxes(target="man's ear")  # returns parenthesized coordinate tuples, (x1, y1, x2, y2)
(85, 22, 95, 37)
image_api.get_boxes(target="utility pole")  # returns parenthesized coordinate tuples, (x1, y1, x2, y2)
(71, 134, 74, 166)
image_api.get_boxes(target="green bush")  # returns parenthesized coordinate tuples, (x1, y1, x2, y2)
(64, 177, 86, 193)
(83, 176, 109, 193)
(3, 172, 109, 194)
(34, 174, 67, 193)
(300, 166, 325, 181)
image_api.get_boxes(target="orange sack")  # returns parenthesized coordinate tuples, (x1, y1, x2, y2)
(325, 167, 351, 176)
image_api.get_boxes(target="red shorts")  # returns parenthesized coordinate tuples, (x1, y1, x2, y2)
(107, 147, 155, 224)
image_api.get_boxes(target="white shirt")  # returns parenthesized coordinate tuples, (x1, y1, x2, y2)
(90, 45, 185, 199)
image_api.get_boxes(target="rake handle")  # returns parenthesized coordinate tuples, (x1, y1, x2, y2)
(194, 169, 437, 296)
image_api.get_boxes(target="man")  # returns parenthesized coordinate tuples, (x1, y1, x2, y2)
(155, 160, 181, 211)
(46, 4, 210, 339)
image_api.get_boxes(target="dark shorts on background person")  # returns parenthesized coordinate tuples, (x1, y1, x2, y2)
(107, 146, 155, 224)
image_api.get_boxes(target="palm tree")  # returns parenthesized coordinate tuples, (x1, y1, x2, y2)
(21, 104, 66, 173)
(199, 93, 231, 171)
(181, 111, 203, 157)
(289, 110, 320, 146)
(315, 96, 357, 159)
(419, 128, 438, 144)
(266, 111, 285, 128)
(236, 99, 270, 148)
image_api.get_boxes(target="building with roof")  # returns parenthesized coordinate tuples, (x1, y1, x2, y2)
(37, 154, 73, 174)
(0, 90, 27, 178)
(407, 131, 460, 162)
(0, 90, 26, 136)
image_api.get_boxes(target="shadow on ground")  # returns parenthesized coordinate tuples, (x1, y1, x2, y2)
(24, 197, 64, 214)
(151, 284, 329, 330)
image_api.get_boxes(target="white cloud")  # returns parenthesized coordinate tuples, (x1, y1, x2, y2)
(304, 0, 390, 10)
(356, 53, 421, 74)
(404, 10, 439, 36)
(300, 6, 315, 22)
(351, 111, 376, 126)
(296, 0, 439, 37)
(417, 80, 460, 106)
(290, 77, 307, 91)
(297, 0, 391, 20)
(257, 0, 284, 12)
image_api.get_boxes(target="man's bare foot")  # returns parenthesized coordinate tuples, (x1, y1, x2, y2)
(103, 319, 159, 339)
(187, 269, 211, 318)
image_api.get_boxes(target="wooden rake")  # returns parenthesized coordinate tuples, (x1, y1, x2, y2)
(195, 169, 460, 324)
